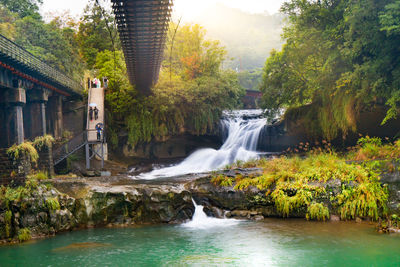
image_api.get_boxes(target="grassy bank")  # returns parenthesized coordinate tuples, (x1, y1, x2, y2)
(213, 137, 400, 221)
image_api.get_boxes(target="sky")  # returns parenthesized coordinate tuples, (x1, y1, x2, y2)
(40, 0, 285, 21)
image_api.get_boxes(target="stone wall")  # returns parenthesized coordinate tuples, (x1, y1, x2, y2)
(0, 149, 25, 186)
(37, 147, 55, 176)
(62, 99, 86, 138)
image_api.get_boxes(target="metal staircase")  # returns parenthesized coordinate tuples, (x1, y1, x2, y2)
(52, 130, 106, 167)
(53, 131, 87, 166)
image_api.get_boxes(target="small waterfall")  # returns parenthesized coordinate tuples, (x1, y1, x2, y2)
(182, 199, 239, 229)
(134, 109, 266, 179)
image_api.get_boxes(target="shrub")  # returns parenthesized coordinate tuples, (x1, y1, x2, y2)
(212, 150, 389, 221)
(33, 135, 55, 151)
(17, 228, 31, 242)
(306, 202, 330, 221)
(46, 197, 60, 211)
(4, 210, 12, 238)
(7, 142, 39, 163)
(34, 172, 48, 180)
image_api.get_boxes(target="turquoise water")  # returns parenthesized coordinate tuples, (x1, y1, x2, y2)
(1, 219, 400, 266)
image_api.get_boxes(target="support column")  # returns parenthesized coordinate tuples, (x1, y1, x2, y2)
(13, 106, 24, 144)
(41, 102, 46, 135)
(85, 143, 90, 169)
(48, 95, 63, 139)
(54, 96, 63, 139)
(5, 86, 26, 145)
(26, 89, 48, 138)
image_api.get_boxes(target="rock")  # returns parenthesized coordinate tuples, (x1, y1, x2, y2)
(330, 215, 340, 222)
(37, 212, 48, 223)
(101, 171, 111, 177)
(356, 217, 362, 223)
(21, 215, 37, 228)
(83, 170, 96, 177)
(388, 228, 400, 233)
(231, 210, 249, 218)
(252, 215, 264, 221)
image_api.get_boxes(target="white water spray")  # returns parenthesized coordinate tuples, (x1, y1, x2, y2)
(133, 110, 266, 179)
(182, 199, 239, 229)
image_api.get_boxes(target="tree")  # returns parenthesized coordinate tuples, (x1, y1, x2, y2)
(260, 0, 400, 140)
(77, 3, 119, 68)
(0, 0, 42, 19)
(95, 23, 244, 147)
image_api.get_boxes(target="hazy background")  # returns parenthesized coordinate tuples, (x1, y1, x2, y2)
(40, 0, 285, 76)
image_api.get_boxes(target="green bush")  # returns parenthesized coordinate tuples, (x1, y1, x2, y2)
(33, 135, 55, 151)
(307, 202, 330, 221)
(7, 142, 39, 163)
(212, 150, 389, 221)
(46, 198, 60, 211)
(4, 210, 12, 238)
(17, 228, 31, 242)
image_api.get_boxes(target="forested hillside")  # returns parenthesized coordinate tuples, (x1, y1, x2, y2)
(260, 0, 400, 140)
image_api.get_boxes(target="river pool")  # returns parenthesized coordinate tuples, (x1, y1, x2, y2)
(0, 219, 399, 266)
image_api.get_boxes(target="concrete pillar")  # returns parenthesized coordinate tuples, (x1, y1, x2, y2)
(5, 87, 26, 145)
(41, 102, 46, 135)
(54, 96, 63, 139)
(26, 89, 48, 138)
(13, 106, 24, 144)
(48, 95, 63, 139)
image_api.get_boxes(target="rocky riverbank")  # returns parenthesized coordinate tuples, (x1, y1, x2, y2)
(1, 166, 399, 243)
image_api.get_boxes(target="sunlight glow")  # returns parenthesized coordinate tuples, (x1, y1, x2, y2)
(173, 0, 285, 21)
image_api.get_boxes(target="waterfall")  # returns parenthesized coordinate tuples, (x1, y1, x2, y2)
(133, 109, 266, 179)
(181, 199, 239, 229)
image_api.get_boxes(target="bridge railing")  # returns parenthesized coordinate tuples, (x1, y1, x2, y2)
(53, 129, 106, 166)
(0, 34, 82, 94)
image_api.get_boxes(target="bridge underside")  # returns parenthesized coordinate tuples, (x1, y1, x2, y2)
(112, 0, 173, 95)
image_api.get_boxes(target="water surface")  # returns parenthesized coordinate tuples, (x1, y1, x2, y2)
(1, 219, 399, 266)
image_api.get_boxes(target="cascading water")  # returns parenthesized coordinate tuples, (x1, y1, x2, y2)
(182, 199, 239, 229)
(133, 109, 266, 179)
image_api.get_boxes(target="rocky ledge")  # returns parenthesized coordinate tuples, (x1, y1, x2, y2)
(1, 168, 400, 243)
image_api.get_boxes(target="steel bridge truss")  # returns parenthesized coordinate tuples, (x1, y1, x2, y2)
(111, 0, 173, 95)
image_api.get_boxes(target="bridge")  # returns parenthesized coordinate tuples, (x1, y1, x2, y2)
(111, 0, 173, 95)
(0, 34, 82, 148)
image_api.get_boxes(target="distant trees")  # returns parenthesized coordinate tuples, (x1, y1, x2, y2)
(237, 69, 263, 91)
(0, 1, 84, 80)
(260, 0, 400, 140)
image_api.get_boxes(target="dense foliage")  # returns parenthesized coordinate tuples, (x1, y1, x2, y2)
(0, 1, 244, 148)
(212, 138, 395, 221)
(260, 0, 400, 140)
(100, 24, 244, 147)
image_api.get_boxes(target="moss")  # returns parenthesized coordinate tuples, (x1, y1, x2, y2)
(7, 142, 39, 163)
(17, 228, 31, 242)
(4, 210, 12, 238)
(213, 140, 391, 221)
(335, 182, 388, 220)
(35, 172, 48, 180)
(32, 135, 55, 151)
(307, 202, 330, 221)
(46, 198, 60, 211)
